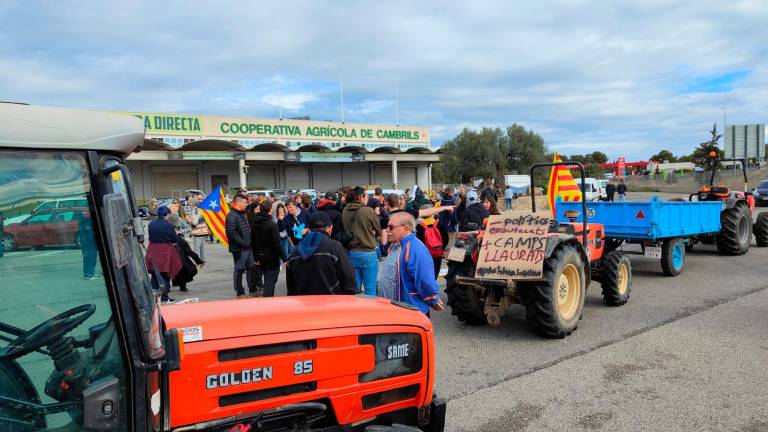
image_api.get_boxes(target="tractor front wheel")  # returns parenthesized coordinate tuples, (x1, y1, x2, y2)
(600, 251, 632, 306)
(661, 237, 685, 277)
(446, 261, 487, 326)
(523, 244, 586, 338)
(717, 207, 751, 255)
(754, 212, 768, 247)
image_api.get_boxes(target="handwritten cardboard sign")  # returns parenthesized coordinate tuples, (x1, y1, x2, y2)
(475, 213, 550, 280)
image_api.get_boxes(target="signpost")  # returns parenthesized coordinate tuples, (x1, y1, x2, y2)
(474, 213, 550, 280)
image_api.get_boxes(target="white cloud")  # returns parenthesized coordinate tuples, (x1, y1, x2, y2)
(0, 0, 767, 159)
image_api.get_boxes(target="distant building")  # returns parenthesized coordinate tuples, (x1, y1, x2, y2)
(118, 111, 439, 199)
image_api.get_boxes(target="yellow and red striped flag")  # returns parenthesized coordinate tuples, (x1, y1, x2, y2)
(198, 185, 230, 247)
(547, 153, 583, 217)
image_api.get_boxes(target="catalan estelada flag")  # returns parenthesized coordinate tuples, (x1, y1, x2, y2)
(198, 185, 229, 247)
(547, 153, 583, 217)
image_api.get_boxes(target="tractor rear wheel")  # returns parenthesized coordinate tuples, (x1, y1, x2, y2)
(754, 212, 768, 247)
(661, 237, 685, 277)
(717, 207, 751, 255)
(599, 251, 632, 306)
(446, 262, 487, 325)
(523, 244, 586, 338)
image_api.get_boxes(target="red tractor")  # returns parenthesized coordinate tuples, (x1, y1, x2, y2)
(688, 156, 768, 254)
(446, 162, 632, 338)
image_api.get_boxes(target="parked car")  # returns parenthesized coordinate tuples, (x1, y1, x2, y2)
(3, 196, 88, 226)
(3, 208, 86, 251)
(752, 180, 768, 207)
(246, 189, 274, 199)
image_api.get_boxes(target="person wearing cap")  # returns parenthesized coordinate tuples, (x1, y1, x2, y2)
(145, 206, 183, 304)
(315, 191, 344, 239)
(456, 189, 490, 231)
(285, 212, 357, 296)
(408, 188, 430, 211)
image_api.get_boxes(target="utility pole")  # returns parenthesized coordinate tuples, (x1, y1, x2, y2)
(395, 84, 399, 126)
(340, 79, 345, 123)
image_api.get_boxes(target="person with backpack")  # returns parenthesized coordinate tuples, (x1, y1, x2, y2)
(377, 212, 444, 316)
(416, 208, 449, 279)
(342, 186, 384, 295)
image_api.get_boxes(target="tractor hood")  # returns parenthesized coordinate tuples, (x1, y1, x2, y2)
(160, 295, 432, 342)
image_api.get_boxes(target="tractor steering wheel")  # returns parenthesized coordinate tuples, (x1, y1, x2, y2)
(0, 304, 96, 360)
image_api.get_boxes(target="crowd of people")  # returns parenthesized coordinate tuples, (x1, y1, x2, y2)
(145, 184, 509, 315)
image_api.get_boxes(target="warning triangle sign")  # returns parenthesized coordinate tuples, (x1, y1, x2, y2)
(636, 210, 645, 219)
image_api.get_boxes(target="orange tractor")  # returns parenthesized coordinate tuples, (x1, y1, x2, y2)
(446, 162, 632, 338)
(688, 155, 768, 254)
(0, 104, 445, 431)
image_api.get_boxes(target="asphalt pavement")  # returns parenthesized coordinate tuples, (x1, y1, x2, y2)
(170, 192, 768, 431)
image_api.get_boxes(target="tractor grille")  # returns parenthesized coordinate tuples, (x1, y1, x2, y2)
(218, 340, 317, 362)
(219, 381, 318, 407)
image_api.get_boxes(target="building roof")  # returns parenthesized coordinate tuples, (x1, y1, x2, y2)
(0, 103, 144, 155)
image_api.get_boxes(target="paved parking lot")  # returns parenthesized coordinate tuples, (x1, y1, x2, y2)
(172, 192, 768, 431)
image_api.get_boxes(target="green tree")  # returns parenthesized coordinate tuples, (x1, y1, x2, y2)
(506, 124, 548, 175)
(649, 150, 676, 162)
(438, 127, 506, 184)
(691, 144, 723, 167)
(587, 151, 609, 164)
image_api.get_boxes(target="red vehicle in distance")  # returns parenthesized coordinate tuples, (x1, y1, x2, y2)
(2, 208, 86, 251)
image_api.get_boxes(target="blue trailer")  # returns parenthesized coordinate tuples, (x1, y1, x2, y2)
(555, 197, 724, 276)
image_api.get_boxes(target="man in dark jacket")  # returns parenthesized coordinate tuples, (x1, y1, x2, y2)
(605, 182, 616, 201)
(250, 201, 282, 297)
(315, 191, 344, 238)
(286, 212, 357, 295)
(285, 200, 309, 245)
(616, 180, 627, 202)
(225, 193, 255, 298)
(457, 190, 490, 231)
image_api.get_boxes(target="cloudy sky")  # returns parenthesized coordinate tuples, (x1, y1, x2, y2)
(2, 0, 767, 160)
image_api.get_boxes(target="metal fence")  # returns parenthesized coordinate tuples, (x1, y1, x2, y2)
(623, 165, 768, 193)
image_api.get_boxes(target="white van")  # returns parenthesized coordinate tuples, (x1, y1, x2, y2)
(579, 178, 603, 201)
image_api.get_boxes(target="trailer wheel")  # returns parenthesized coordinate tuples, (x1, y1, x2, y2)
(717, 207, 751, 255)
(445, 261, 487, 325)
(600, 251, 632, 306)
(754, 212, 768, 247)
(660, 237, 685, 277)
(523, 244, 585, 338)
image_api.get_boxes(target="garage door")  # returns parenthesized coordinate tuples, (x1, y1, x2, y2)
(248, 166, 277, 189)
(285, 166, 310, 189)
(374, 165, 393, 188)
(398, 167, 417, 190)
(151, 168, 198, 198)
(342, 164, 369, 187)
(312, 163, 343, 193)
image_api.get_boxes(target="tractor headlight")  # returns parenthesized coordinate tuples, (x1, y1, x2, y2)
(359, 333, 423, 383)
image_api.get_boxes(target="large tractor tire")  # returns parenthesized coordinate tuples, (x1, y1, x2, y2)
(754, 212, 768, 247)
(523, 244, 586, 338)
(599, 251, 632, 306)
(445, 262, 487, 325)
(660, 237, 685, 277)
(717, 207, 752, 255)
